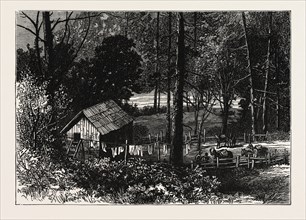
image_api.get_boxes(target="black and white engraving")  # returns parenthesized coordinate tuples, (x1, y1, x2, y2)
(16, 11, 291, 204)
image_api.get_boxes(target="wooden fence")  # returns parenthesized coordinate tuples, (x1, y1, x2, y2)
(191, 150, 289, 170)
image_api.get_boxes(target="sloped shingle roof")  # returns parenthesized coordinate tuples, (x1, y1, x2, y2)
(60, 100, 133, 136)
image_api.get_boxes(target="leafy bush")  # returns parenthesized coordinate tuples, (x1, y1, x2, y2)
(17, 151, 76, 193)
(70, 158, 220, 204)
(215, 167, 259, 193)
(266, 131, 290, 141)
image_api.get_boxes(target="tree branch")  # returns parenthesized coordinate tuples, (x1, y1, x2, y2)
(17, 24, 46, 42)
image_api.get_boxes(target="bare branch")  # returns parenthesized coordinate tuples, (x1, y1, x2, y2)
(17, 24, 46, 42)
(233, 74, 251, 87)
(255, 89, 277, 95)
(51, 12, 103, 30)
(51, 11, 73, 31)
(21, 12, 37, 28)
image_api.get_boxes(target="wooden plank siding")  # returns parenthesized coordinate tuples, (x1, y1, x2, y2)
(66, 117, 100, 142)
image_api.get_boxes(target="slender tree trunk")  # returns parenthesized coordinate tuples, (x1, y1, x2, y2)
(255, 96, 262, 132)
(275, 39, 280, 129)
(262, 12, 272, 133)
(154, 82, 158, 111)
(194, 96, 199, 135)
(242, 12, 256, 140)
(221, 96, 229, 135)
(193, 13, 199, 135)
(166, 12, 172, 143)
(154, 12, 160, 113)
(124, 12, 129, 38)
(171, 12, 185, 166)
(197, 107, 206, 152)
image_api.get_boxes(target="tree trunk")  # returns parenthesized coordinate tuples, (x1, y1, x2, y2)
(125, 12, 129, 38)
(154, 12, 160, 113)
(242, 12, 256, 140)
(275, 38, 280, 129)
(262, 12, 272, 133)
(154, 82, 158, 111)
(171, 12, 185, 166)
(194, 96, 199, 135)
(197, 103, 206, 152)
(221, 96, 229, 135)
(166, 12, 172, 143)
(43, 11, 54, 73)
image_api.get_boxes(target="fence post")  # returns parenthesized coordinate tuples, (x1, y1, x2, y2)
(236, 155, 240, 168)
(284, 148, 288, 164)
(160, 130, 163, 142)
(124, 139, 128, 165)
(81, 140, 85, 162)
(268, 152, 271, 165)
(149, 133, 151, 143)
(157, 134, 160, 161)
(216, 157, 219, 168)
(244, 133, 246, 143)
(203, 128, 206, 144)
(247, 154, 250, 169)
(251, 159, 255, 169)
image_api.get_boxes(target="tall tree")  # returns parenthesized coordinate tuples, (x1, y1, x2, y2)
(242, 12, 256, 139)
(153, 12, 160, 112)
(166, 12, 173, 144)
(262, 12, 273, 133)
(171, 12, 186, 165)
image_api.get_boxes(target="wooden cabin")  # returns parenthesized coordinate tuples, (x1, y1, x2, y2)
(60, 100, 133, 160)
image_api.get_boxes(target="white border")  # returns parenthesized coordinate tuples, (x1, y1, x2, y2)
(1, 1, 305, 219)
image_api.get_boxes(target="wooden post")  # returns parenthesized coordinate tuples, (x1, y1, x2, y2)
(161, 130, 163, 142)
(216, 157, 219, 168)
(236, 155, 240, 168)
(244, 133, 246, 143)
(149, 133, 151, 143)
(203, 128, 206, 144)
(81, 141, 85, 161)
(124, 140, 128, 164)
(157, 134, 160, 161)
(251, 159, 255, 169)
(247, 154, 250, 169)
(268, 152, 271, 165)
(66, 140, 73, 155)
(74, 140, 82, 158)
(283, 148, 288, 164)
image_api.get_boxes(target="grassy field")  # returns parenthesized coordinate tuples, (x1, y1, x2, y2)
(134, 108, 240, 136)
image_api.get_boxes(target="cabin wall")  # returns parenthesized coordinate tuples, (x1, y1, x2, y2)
(66, 117, 100, 142)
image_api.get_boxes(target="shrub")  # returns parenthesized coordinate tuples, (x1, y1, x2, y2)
(215, 167, 259, 193)
(16, 150, 77, 201)
(266, 131, 290, 141)
(70, 158, 221, 204)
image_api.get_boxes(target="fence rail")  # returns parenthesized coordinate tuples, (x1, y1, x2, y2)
(192, 152, 288, 170)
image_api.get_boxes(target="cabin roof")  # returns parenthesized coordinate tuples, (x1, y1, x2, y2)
(60, 100, 133, 136)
